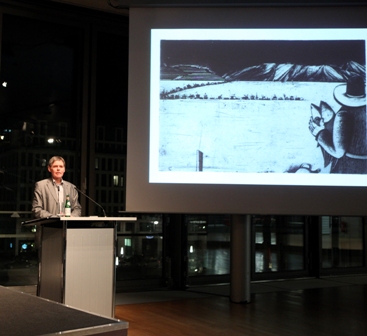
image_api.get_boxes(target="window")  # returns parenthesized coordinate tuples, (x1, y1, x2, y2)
(186, 215, 230, 276)
(254, 215, 305, 273)
(322, 216, 364, 268)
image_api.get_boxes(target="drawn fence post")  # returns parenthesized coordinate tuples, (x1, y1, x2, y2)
(196, 150, 203, 172)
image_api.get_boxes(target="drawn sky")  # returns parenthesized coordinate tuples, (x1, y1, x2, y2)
(161, 40, 365, 76)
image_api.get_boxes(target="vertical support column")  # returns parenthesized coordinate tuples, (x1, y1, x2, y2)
(167, 214, 187, 290)
(230, 214, 251, 303)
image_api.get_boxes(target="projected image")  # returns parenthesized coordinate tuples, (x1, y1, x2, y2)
(150, 29, 367, 186)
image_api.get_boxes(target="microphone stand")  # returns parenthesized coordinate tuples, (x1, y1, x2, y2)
(74, 186, 107, 217)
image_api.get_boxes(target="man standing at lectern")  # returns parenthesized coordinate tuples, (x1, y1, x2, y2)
(32, 156, 82, 218)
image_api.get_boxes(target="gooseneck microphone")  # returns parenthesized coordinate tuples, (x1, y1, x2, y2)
(57, 185, 61, 214)
(74, 186, 107, 217)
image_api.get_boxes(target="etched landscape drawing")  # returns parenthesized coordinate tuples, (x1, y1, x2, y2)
(157, 39, 366, 175)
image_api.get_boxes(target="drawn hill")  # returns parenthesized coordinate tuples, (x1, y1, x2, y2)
(161, 61, 365, 82)
(161, 64, 224, 81)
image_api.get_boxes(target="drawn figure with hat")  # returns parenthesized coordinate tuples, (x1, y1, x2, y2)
(308, 74, 367, 174)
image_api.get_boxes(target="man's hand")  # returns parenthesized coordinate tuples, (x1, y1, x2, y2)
(309, 117, 325, 137)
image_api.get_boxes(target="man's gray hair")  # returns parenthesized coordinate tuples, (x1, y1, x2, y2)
(48, 156, 66, 167)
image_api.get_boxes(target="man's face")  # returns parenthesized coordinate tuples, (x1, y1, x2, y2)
(48, 160, 65, 181)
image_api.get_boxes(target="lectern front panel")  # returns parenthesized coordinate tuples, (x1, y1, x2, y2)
(64, 228, 115, 317)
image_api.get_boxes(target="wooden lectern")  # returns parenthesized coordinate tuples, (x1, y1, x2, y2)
(22, 216, 136, 318)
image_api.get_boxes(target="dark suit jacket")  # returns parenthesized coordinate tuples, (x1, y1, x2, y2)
(32, 178, 82, 218)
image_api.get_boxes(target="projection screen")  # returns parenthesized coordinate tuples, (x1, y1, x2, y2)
(126, 5, 367, 215)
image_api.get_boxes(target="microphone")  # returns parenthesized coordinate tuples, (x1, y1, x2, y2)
(57, 185, 61, 214)
(74, 186, 107, 217)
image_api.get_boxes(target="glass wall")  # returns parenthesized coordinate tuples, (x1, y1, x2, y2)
(0, 213, 38, 286)
(0, 4, 130, 289)
(0, 12, 83, 286)
(115, 214, 163, 290)
(186, 215, 230, 277)
(253, 215, 306, 274)
(321, 216, 364, 269)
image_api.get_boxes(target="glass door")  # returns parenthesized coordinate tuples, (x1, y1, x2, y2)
(321, 216, 365, 271)
(186, 214, 231, 285)
(252, 215, 309, 280)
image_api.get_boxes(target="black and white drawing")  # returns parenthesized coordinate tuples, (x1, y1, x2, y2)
(151, 29, 367, 185)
